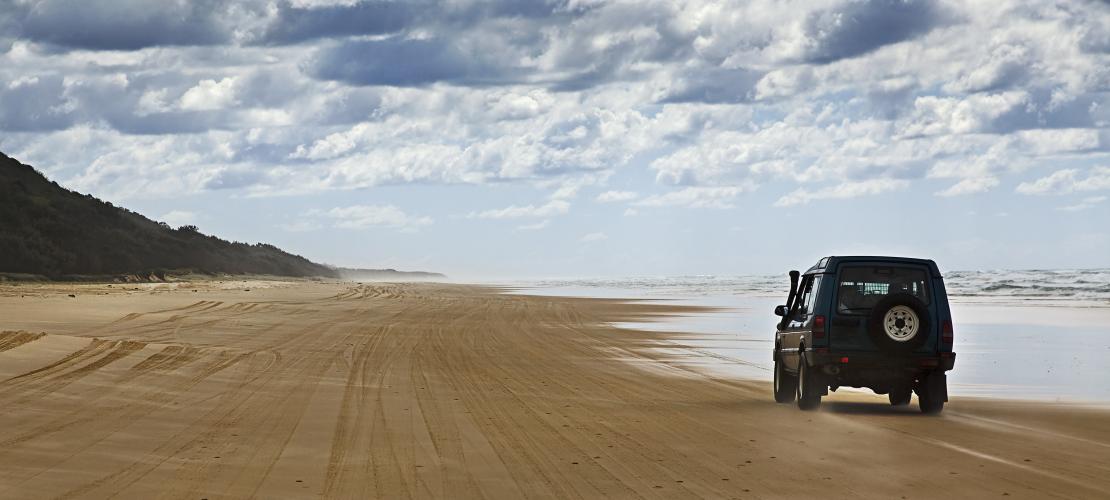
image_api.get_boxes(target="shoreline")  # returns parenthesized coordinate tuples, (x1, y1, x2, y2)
(508, 283, 1110, 404)
(1, 281, 1108, 497)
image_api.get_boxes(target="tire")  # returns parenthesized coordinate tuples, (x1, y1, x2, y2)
(916, 371, 946, 414)
(868, 293, 931, 354)
(796, 356, 822, 410)
(773, 352, 797, 403)
(888, 387, 912, 406)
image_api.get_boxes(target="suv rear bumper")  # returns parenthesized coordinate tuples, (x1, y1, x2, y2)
(805, 350, 955, 372)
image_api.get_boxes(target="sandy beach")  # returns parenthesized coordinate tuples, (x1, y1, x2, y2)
(1, 281, 1108, 499)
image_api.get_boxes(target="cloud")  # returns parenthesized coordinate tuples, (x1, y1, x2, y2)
(468, 199, 570, 219)
(800, 0, 948, 64)
(179, 77, 240, 111)
(258, 0, 415, 45)
(595, 190, 638, 203)
(18, 0, 232, 51)
(43, 128, 246, 200)
(634, 186, 752, 209)
(1058, 195, 1107, 212)
(0, 75, 73, 131)
(943, 43, 1030, 94)
(935, 176, 999, 197)
(1016, 167, 1110, 195)
(289, 124, 365, 160)
(517, 219, 549, 230)
(307, 37, 513, 87)
(546, 174, 599, 200)
(580, 231, 607, 242)
(136, 89, 174, 116)
(488, 90, 550, 120)
(317, 204, 433, 231)
(0, 3, 23, 53)
(299, 1, 694, 91)
(204, 168, 265, 190)
(774, 178, 910, 207)
(657, 67, 763, 104)
(1016, 129, 1101, 156)
(0, 0, 1108, 215)
(266, 0, 569, 48)
(900, 91, 1031, 137)
(754, 67, 815, 100)
(160, 210, 197, 227)
(311, 87, 384, 125)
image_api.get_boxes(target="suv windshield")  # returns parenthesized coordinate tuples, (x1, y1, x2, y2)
(837, 266, 929, 314)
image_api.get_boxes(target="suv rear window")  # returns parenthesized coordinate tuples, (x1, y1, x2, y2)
(837, 266, 929, 314)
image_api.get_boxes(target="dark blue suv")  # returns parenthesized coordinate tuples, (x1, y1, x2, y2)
(772, 256, 956, 413)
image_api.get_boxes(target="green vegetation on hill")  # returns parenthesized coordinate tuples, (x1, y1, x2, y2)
(0, 152, 338, 279)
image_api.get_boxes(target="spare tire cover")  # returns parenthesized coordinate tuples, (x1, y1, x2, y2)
(867, 293, 931, 353)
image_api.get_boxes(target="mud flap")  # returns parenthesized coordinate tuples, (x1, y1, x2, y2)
(803, 354, 830, 396)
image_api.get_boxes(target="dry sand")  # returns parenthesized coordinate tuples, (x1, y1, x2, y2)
(0, 281, 1107, 499)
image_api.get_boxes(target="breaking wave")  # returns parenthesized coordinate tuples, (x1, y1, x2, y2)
(525, 268, 1110, 303)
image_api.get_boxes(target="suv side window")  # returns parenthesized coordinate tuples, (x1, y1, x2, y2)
(797, 275, 823, 318)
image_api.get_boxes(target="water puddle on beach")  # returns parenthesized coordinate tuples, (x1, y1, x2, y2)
(510, 284, 1110, 404)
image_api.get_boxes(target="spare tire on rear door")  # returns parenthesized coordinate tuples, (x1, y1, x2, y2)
(867, 293, 930, 353)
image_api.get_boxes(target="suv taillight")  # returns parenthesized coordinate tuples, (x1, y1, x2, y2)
(941, 319, 953, 344)
(813, 315, 826, 339)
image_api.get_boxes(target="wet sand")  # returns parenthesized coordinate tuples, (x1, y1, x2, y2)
(0, 281, 1108, 499)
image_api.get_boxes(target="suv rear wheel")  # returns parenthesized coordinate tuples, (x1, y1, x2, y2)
(916, 370, 946, 414)
(796, 356, 822, 410)
(773, 352, 797, 403)
(888, 387, 912, 406)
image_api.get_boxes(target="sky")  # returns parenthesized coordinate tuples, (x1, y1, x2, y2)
(1, 0, 1108, 279)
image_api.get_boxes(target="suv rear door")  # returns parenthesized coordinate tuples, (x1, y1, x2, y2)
(828, 263, 938, 354)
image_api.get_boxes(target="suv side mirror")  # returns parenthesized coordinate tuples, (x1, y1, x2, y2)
(774, 305, 787, 317)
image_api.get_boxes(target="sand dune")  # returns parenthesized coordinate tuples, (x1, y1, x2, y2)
(0, 282, 1107, 499)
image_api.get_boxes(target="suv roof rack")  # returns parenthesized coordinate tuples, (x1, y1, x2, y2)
(806, 256, 940, 275)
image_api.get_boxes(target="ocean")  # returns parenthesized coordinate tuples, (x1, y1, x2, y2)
(520, 268, 1110, 304)
(505, 268, 1110, 403)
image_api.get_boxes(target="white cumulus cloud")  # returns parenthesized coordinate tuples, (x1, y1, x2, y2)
(1016, 167, 1110, 195)
(468, 200, 570, 219)
(595, 190, 638, 203)
(935, 176, 1000, 197)
(316, 204, 432, 231)
(1058, 196, 1107, 212)
(179, 77, 240, 111)
(634, 186, 753, 209)
(775, 179, 910, 207)
(160, 210, 197, 227)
